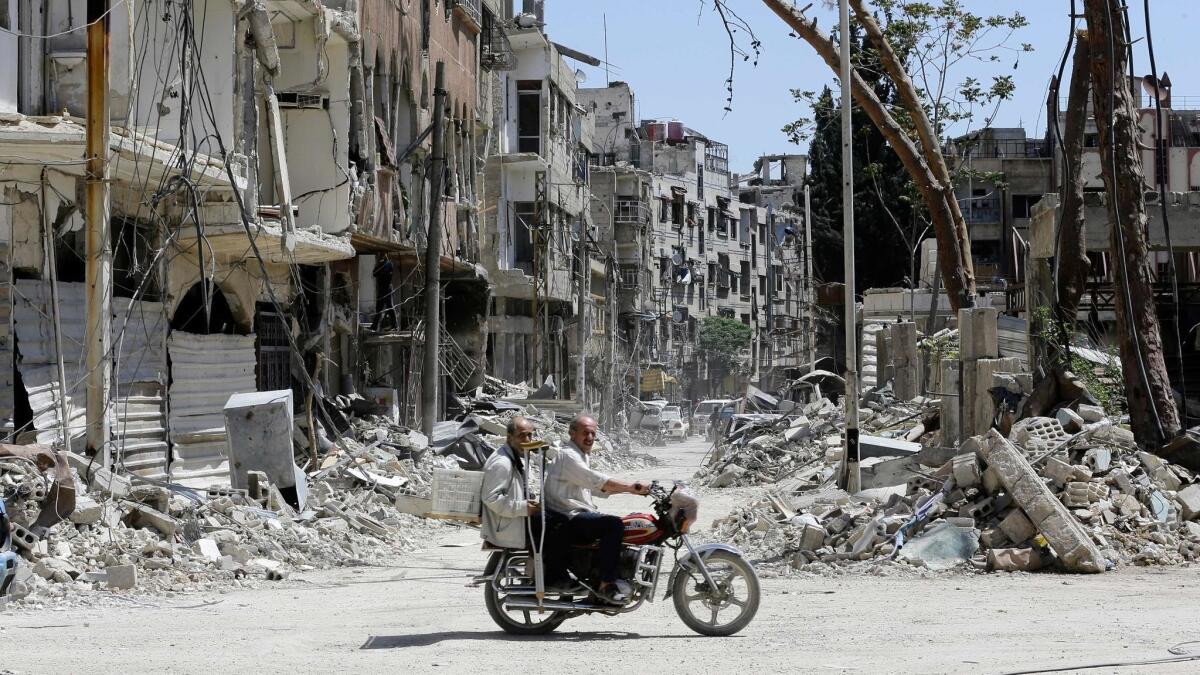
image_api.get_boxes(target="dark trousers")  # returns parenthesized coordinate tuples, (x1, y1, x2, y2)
(563, 510, 624, 583)
(525, 510, 567, 582)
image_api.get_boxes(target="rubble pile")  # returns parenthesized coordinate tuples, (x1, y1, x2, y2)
(0, 445, 455, 606)
(709, 401, 1200, 576)
(695, 390, 934, 488)
(0, 386, 648, 607)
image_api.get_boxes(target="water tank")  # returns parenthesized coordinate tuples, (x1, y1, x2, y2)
(666, 120, 684, 143)
(645, 121, 667, 142)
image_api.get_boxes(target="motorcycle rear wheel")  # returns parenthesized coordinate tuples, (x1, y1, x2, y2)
(483, 554, 569, 636)
(671, 550, 760, 637)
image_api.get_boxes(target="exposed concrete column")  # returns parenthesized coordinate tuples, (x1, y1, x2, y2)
(940, 359, 961, 447)
(959, 307, 1001, 441)
(890, 322, 919, 400)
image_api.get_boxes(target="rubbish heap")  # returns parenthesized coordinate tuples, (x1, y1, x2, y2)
(708, 397, 1200, 575)
(695, 388, 936, 489)
(0, 390, 646, 607)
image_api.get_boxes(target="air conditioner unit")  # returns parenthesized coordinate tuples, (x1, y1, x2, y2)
(276, 92, 329, 110)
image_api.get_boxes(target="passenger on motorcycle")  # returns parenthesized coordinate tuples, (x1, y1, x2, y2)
(480, 417, 566, 582)
(545, 414, 652, 603)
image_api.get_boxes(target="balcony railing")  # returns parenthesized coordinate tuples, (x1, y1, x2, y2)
(614, 199, 650, 224)
(452, 0, 482, 32)
(964, 199, 1001, 224)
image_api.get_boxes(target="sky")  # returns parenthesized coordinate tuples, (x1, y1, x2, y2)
(545, 0, 1199, 173)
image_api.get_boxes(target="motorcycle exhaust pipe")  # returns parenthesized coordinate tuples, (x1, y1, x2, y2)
(502, 597, 609, 612)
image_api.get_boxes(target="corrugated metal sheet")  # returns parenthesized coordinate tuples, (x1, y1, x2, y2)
(13, 280, 88, 446)
(0, 244, 13, 437)
(167, 332, 257, 486)
(12, 280, 169, 478)
(997, 315, 1029, 369)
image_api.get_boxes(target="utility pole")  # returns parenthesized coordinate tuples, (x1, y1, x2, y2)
(765, 206, 775, 390)
(608, 237, 618, 425)
(85, 0, 113, 464)
(421, 61, 447, 436)
(576, 221, 588, 408)
(804, 184, 815, 374)
(837, 0, 860, 493)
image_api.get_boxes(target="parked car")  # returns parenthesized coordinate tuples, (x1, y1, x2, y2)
(692, 399, 734, 438)
(660, 406, 689, 440)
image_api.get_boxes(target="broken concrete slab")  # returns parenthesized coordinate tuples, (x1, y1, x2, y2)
(898, 520, 979, 570)
(998, 509, 1037, 545)
(1177, 484, 1200, 521)
(979, 429, 1107, 573)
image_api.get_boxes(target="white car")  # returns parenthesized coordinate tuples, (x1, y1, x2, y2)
(693, 399, 734, 438)
(660, 406, 689, 440)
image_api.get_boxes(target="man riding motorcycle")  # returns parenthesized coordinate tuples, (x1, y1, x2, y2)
(545, 414, 652, 603)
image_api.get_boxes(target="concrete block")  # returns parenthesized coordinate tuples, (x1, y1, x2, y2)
(1077, 404, 1106, 423)
(193, 538, 221, 562)
(988, 547, 1045, 572)
(979, 429, 1107, 573)
(124, 504, 178, 538)
(958, 307, 999, 360)
(797, 523, 826, 551)
(1009, 417, 1070, 456)
(1056, 408, 1085, 433)
(998, 509, 1037, 544)
(952, 454, 981, 488)
(106, 564, 137, 590)
(224, 390, 308, 510)
(1043, 457, 1075, 488)
(980, 527, 1010, 549)
(69, 494, 103, 525)
(1138, 452, 1182, 492)
(1176, 484, 1200, 521)
(1083, 448, 1112, 473)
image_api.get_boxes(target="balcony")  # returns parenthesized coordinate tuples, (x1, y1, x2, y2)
(614, 199, 650, 224)
(452, 0, 482, 34)
(964, 198, 1001, 225)
(480, 7, 515, 71)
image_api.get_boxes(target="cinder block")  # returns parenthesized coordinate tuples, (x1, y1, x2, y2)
(952, 454, 981, 488)
(106, 564, 137, 590)
(998, 509, 1037, 544)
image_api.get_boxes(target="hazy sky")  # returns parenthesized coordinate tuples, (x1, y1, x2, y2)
(545, 1, 1198, 172)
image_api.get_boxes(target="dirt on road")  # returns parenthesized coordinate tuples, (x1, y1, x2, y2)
(2, 437, 1199, 674)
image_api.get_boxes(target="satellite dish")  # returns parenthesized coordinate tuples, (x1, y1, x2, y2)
(575, 68, 588, 85)
(672, 308, 686, 323)
(671, 251, 684, 266)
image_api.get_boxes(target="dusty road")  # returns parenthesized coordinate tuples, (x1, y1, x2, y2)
(3, 436, 1200, 674)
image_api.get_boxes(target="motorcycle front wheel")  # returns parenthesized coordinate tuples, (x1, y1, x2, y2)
(671, 550, 760, 637)
(483, 553, 569, 636)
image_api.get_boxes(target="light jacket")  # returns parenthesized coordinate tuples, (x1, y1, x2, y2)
(480, 444, 529, 549)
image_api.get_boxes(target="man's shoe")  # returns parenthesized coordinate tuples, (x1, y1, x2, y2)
(601, 579, 633, 604)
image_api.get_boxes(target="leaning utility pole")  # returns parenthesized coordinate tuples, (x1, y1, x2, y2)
(1082, 0, 1180, 449)
(836, 0, 860, 493)
(421, 62, 447, 436)
(765, 206, 775, 390)
(85, 0, 113, 463)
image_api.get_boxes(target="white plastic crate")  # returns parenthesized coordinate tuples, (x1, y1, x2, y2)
(429, 469, 484, 523)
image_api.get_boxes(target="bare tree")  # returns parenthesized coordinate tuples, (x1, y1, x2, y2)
(1054, 30, 1092, 324)
(760, 0, 975, 309)
(1083, 0, 1180, 448)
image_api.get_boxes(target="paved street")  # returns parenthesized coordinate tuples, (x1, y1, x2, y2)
(2, 437, 1199, 674)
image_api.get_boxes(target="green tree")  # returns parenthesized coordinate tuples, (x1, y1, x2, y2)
(698, 317, 753, 374)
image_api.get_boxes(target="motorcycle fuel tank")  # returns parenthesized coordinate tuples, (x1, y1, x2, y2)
(621, 512, 661, 544)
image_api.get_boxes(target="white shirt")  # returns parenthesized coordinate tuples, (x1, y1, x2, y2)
(545, 441, 612, 516)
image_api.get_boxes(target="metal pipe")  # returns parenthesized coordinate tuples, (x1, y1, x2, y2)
(804, 184, 814, 374)
(85, 0, 113, 464)
(421, 62, 447, 436)
(40, 171, 73, 450)
(837, 0, 860, 493)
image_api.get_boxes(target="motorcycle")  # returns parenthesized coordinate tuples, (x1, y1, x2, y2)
(475, 481, 760, 636)
(1, 496, 17, 597)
